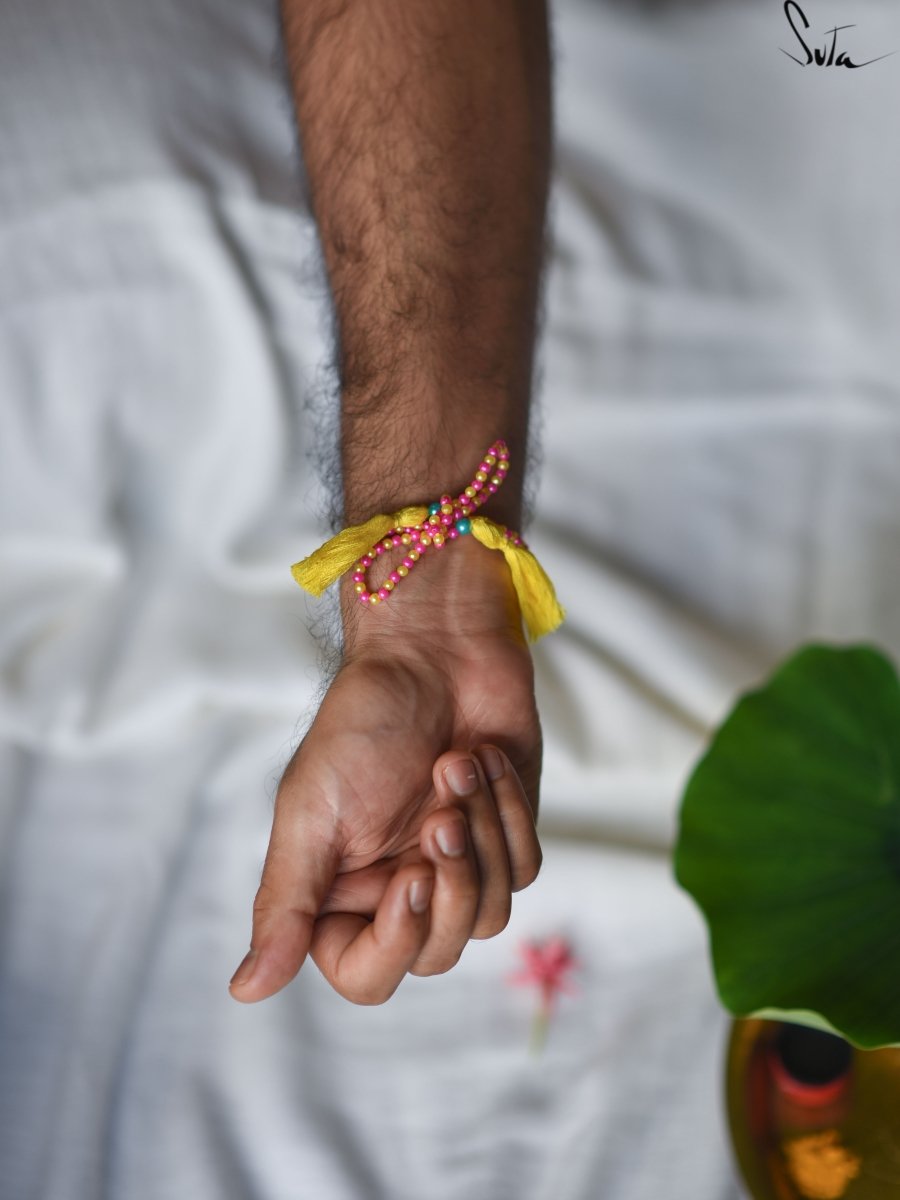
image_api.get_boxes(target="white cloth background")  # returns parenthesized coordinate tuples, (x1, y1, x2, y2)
(1, 0, 898, 1196)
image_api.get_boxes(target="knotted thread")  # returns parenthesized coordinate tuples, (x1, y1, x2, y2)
(290, 441, 564, 642)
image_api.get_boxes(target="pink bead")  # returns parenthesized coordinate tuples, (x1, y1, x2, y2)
(389, 571, 401, 584)
(359, 592, 370, 604)
(378, 587, 390, 600)
(440, 513, 453, 526)
(479, 463, 489, 473)
(361, 556, 373, 568)
(448, 528, 459, 540)
(374, 544, 384, 555)
(352, 572, 365, 583)
(472, 480, 483, 491)
(392, 536, 402, 546)
(402, 557, 414, 569)
(488, 483, 498, 493)
(414, 543, 425, 554)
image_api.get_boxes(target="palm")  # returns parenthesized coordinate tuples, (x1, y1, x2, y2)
(279, 628, 541, 910)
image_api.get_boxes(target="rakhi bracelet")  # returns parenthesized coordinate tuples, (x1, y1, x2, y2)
(351, 440, 517, 607)
(291, 440, 565, 642)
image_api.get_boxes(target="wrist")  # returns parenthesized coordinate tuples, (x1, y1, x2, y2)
(340, 532, 525, 660)
(337, 434, 528, 656)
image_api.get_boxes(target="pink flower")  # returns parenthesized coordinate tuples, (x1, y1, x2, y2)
(507, 936, 580, 1053)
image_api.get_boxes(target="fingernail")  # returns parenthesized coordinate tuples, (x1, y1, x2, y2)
(444, 758, 478, 797)
(409, 876, 434, 914)
(229, 949, 258, 989)
(480, 746, 504, 781)
(435, 819, 467, 857)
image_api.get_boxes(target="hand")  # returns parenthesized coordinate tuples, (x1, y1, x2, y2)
(229, 535, 543, 1004)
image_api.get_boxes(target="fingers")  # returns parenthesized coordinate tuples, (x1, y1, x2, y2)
(408, 744, 542, 976)
(473, 745, 542, 893)
(409, 807, 482, 975)
(229, 803, 342, 1005)
(233, 743, 542, 1004)
(309, 864, 436, 1005)
(433, 751, 513, 940)
(316, 747, 541, 924)
(319, 859, 401, 916)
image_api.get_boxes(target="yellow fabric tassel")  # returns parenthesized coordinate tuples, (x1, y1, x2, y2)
(290, 508, 565, 643)
(470, 518, 565, 642)
(290, 506, 427, 597)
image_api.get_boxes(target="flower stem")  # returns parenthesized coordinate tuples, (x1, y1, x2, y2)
(529, 1006, 550, 1056)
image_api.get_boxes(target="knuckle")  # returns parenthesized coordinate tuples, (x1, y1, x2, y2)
(513, 847, 543, 893)
(342, 979, 396, 1006)
(409, 950, 462, 978)
(472, 906, 512, 941)
(450, 873, 481, 903)
(432, 846, 479, 892)
(512, 866, 538, 893)
(251, 879, 278, 919)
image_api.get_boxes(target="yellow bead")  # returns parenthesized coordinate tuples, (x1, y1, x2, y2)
(464, 486, 476, 498)
(384, 579, 394, 591)
(401, 534, 412, 545)
(354, 583, 365, 594)
(475, 471, 487, 482)
(409, 550, 420, 562)
(382, 538, 393, 550)
(397, 565, 409, 577)
(485, 454, 496, 466)
(440, 503, 453, 515)
(491, 475, 502, 487)
(420, 534, 431, 547)
(433, 534, 444, 546)
(369, 594, 381, 606)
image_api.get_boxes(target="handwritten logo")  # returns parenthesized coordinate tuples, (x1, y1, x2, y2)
(781, 1, 894, 68)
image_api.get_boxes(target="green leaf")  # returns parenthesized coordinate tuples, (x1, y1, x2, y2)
(674, 642, 900, 1050)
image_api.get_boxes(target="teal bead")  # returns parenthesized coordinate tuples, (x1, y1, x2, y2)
(456, 518, 471, 535)
(428, 502, 441, 516)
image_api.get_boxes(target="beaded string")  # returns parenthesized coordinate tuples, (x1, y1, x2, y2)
(290, 438, 564, 640)
(351, 440, 524, 607)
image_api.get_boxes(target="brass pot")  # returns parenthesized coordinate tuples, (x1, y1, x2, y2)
(726, 1018, 900, 1200)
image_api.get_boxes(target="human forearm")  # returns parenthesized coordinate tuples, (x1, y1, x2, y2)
(279, 0, 552, 531)
(232, 0, 549, 1008)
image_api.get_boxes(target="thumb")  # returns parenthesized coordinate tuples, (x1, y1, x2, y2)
(229, 806, 342, 1004)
